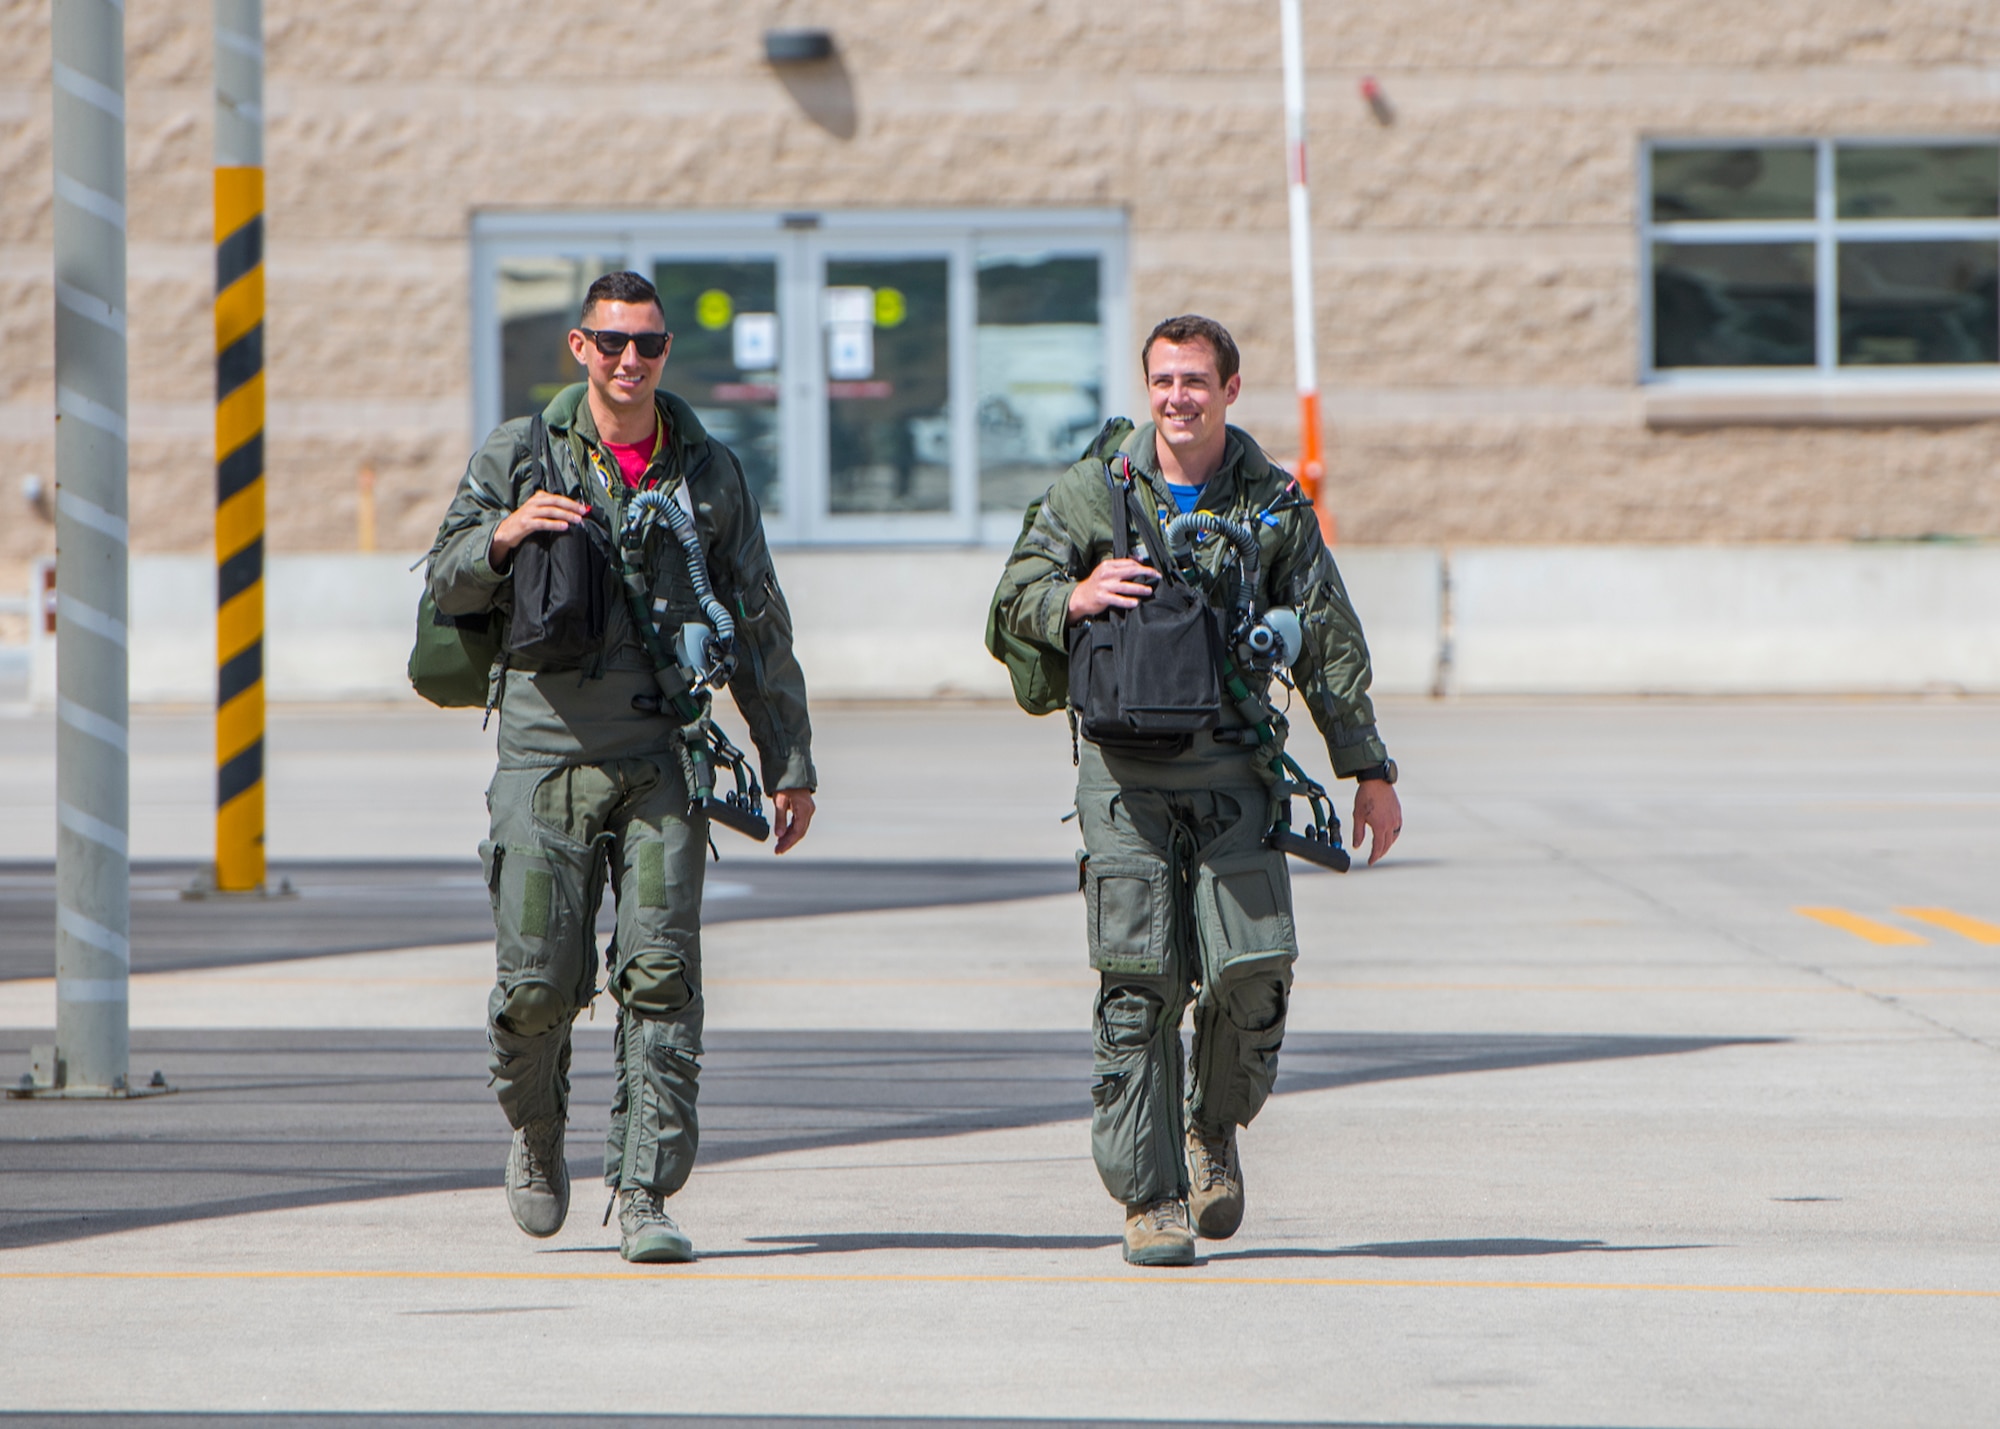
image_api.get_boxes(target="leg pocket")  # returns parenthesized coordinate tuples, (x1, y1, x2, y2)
(497, 848, 567, 980)
(1190, 971, 1291, 1130)
(1089, 986, 1182, 1207)
(1085, 857, 1170, 977)
(1194, 849, 1298, 977)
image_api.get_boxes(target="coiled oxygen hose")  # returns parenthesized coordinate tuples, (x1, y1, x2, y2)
(626, 489, 736, 654)
(1163, 511, 1260, 627)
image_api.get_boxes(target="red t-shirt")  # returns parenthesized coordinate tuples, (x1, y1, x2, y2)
(604, 437, 653, 489)
(603, 415, 667, 488)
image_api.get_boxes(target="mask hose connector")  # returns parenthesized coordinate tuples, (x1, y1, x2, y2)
(1163, 510, 1260, 631)
(626, 490, 736, 680)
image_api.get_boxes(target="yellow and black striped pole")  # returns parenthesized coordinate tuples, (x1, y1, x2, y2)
(213, 0, 264, 892)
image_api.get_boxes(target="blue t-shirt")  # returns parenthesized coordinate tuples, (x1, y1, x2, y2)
(1165, 482, 1204, 515)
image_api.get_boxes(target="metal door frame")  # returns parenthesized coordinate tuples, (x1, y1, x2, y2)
(473, 208, 1129, 546)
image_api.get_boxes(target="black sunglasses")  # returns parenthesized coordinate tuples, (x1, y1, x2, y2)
(579, 327, 670, 359)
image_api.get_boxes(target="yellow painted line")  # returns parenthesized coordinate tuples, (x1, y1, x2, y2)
(1294, 981, 1995, 996)
(1897, 908, 2000, 946)
(1297, 981, 1843, 994)
(1, 1269, 1996, 1300)
(1795, 908, 1927, 946)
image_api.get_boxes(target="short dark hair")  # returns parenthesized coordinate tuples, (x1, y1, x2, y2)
(1142, 314, 1240, 384)
(580, 270, 664, 325)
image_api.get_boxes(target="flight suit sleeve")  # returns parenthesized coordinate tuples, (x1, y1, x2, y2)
(1272, 507, 1390, 777)
(426, 421, 529, 616)
(712, 444, 817, 794)
(989, 460, 1097, 655)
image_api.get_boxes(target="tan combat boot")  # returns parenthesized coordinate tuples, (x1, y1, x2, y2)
(1123, 1197, 1196, 1266)
(1186, 1123, 1243, 1240)
(504, 1117, 569, 1238)
(617, 1187, 695, 1264)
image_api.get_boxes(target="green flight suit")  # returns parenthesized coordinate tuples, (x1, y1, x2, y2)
(427, 383, 815, 1196)
(990, 420, 1388, 1208)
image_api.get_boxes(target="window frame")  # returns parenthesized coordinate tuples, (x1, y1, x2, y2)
(1639, 137, 2000, 389)
(471, 208, 1130, 546)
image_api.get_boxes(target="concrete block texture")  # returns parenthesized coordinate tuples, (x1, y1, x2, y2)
(1331, 420, 2000, 545)
(3, 0, 2000, 574)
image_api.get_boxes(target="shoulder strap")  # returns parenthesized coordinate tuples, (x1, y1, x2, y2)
(522, 414, 554, 495)
(1099, 458, 1130, 562)
(1101, 453, 1182, 582)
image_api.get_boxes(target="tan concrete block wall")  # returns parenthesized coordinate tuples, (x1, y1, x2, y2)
(4, 0, 2000, 607)
(1333, 419, 2000, 543)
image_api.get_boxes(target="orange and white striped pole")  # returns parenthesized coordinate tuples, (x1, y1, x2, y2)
(1279, 0, 1336, 543)
(213, 0, 266, 892)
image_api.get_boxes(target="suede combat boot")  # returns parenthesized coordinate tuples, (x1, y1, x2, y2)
(1186, 1123, 1244, 1240)
(1122, 1197, 1196, 1266)
(618, 1187, 695, 1264)
(505, 1117, 569, 1238)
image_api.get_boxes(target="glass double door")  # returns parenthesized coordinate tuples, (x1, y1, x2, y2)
(649, 242, 963, 540)
(481, 212, 1125, 544)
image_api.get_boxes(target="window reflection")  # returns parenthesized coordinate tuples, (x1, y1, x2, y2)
(498, 255, 619, 421)
(1837, 146, 2000, 220)
(1651, 147, 1816, 223)
(977, 254, 1103, 513)
(825, 257, 951, 515)
(1654, 242, 1816, 368)
(655, 259, 782, 513)
(1839, 241, 2000, 365)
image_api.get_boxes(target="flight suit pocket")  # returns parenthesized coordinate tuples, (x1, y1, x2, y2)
(496, 847, 563, 979)
(1195, 849, 1297, 972)
(1085, 857, 1168, 977)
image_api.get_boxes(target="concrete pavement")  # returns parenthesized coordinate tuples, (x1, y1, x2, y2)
(2, 697, 1998, 1426)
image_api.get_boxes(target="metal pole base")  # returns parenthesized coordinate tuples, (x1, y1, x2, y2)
(180, 866, 296, 901)
(9, 1050, 172, 1100)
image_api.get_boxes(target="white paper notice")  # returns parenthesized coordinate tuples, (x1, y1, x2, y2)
(732, 312, 778, 370)
(823, 286, 875, 327)
(827, 321, 875, 380)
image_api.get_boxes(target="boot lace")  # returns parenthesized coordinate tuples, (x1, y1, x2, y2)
(1141, 1198, 1187, 1234)
(1190, 1127, 1235, 1192)
(621, 1187, 678, 1230)
(518, 1120, 562, 1186)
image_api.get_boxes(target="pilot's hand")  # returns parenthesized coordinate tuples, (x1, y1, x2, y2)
(1351, 781, 1402, 866)
(772, 788, 815, 854)
(1066, 558, 1159, 623)
(490, 492, 589, 571)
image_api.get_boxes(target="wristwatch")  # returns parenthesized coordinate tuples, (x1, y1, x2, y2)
(1354, 759, 1398, 785)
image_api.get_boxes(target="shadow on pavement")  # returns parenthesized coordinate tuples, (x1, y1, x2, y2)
(0, 859, 1080, 982)
(0, 1027, 1776, 1252)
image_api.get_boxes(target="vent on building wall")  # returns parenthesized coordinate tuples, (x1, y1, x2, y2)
(765, 29, 835, 65)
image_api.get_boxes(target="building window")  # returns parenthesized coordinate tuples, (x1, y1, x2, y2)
(1643, 140, 2000, 379)
(976, 253, 1104, 517)
(472, 210, 1127, 545)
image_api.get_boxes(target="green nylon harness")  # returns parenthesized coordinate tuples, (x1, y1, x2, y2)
(588, 435, 765, 834)
(1112, 459, 1346, 861)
